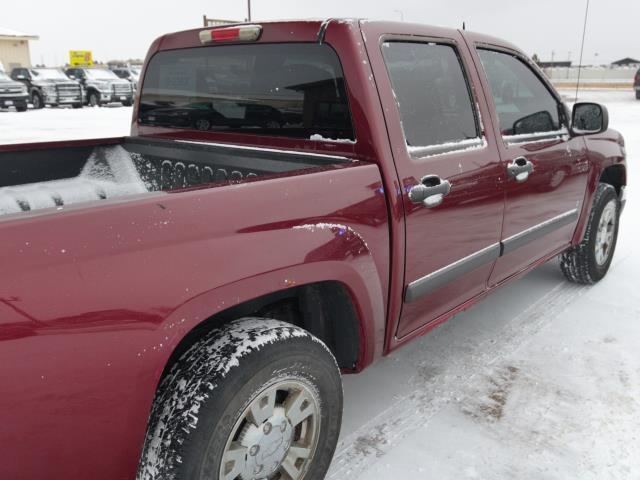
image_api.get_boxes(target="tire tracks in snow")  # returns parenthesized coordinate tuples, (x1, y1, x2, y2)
(327, 276, 592, 479)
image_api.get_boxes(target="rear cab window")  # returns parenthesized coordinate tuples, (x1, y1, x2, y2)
(381, 40, 483, 158)
(139, 43, 355, 142)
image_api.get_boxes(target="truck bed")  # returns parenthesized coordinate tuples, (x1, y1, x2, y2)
(0, 137, 350, 217)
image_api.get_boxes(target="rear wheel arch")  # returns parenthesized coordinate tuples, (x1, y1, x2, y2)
(159, 281, 363, 384)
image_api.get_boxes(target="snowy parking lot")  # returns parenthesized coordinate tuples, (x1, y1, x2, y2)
(1, 89, 638, 479)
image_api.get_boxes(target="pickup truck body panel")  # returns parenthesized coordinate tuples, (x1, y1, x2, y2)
(0, 19, 627, 480)
(0, 136, 389, 479)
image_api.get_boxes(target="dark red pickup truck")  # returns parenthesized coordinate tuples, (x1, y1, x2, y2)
(0, 19, 628, 480)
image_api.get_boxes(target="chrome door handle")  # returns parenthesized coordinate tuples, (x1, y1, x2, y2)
(408, 174, 451, 208)
(507, 156, 533, 183)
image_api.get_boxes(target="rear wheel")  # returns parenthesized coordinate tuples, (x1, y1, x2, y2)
(16, 105, 28, 112)
(137, 318, 343, 480)
(560, 183, 620, 283)
(72, 103, 83, 109)
(636, 90, 640, 100)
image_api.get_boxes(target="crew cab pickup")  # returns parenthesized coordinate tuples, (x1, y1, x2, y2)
(10, 67, 83, 109)
(65, 67, 134, 107)
(0, 70, 28, 111)
(0, 20, 627, 480)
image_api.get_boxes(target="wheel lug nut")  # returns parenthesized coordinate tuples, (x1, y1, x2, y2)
(249, 445, 260, 456)
(263, 422, 272, 434)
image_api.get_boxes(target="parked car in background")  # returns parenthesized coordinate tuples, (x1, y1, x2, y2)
(0, 70, 29, 111)
(65, 67, 134, 107)
(139, 100, 287, 131)
(0, 20, 628, 480)
(635, 67, 639, 99)
(10, 67, 83, 109)
(111, 66, 141, 91)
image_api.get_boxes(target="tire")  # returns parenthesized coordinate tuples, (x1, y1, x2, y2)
(122, 100, 133, 107)
(560, 183, 620, 284)
(72, 103, 83, 109)
(636, 90, 640, 100)
(137, 318, 343, 480)
(32, 92, 44, 109)
(264, 120, 282, 129)
(88, 91, 101, 107)
(16, 105, 28, 112)
(194, 118, 211, 131)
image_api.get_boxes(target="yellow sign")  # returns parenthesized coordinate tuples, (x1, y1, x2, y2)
(69, 50, 93, 67)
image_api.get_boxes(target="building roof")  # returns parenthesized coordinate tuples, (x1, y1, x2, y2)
(611, 57, 640, 66)
(0, 27, 39, 40)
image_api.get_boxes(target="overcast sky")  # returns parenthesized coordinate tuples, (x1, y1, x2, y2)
(4, 0, 638, 66)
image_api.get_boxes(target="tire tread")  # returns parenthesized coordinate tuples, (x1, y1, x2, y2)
(560, 183, 618, 284)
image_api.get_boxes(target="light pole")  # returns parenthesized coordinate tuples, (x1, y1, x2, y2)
(394, 9, 404, 21)
(247, 0, 252, 21)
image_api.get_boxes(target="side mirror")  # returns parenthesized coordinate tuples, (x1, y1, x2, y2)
(68, 75, 76, 80)
(572, 102, 609, 135)
(16, 74, 26, 80)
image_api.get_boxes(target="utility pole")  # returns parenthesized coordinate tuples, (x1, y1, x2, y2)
(247, 0, 252, 21)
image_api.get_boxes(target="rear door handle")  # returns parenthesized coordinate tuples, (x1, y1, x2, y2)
(408, 174, 451, 208)
(507, 156, 533, 183)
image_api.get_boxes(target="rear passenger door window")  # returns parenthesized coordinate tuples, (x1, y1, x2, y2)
(476, 49, 563, 138)
(381, 41, 482, 157)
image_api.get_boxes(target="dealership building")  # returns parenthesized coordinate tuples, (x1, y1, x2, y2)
(0, 27, 39, 71)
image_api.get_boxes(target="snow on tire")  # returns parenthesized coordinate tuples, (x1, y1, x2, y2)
(560, 183, 620, 284)
(137, 318, 343, 480)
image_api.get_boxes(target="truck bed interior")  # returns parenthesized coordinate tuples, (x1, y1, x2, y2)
(0, 137, 349, 217)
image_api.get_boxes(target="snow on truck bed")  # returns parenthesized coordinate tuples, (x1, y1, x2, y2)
(0, 146, 148, 216)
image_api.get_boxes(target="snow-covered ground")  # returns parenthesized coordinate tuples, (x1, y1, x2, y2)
(0, 90, 637, 479)
(0, 104, 132, 144)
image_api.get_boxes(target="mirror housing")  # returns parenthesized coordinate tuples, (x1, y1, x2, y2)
(16, 74, 26, 80)
(572, 102, 609, 135)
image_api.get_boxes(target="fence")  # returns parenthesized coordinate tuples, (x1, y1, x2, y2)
(543, 66, 637, 89)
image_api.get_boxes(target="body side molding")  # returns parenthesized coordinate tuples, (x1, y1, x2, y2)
(405, 209, 579, 303)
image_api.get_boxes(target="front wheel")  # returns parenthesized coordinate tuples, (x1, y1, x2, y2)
(88, 91, 101, 107)
(31, 92, 44, 109)
(560, 183, 620, 283)
(137, 318, 343, 480)
(194, 118, 211, 131)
